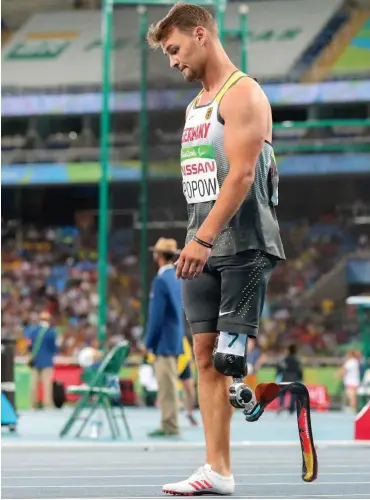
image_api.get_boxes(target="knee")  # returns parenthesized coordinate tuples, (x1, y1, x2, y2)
(193, 334, 216, 372)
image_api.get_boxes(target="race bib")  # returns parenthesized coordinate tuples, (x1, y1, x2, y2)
(217, 332, 247, 356)
(181, 145, 220, 204)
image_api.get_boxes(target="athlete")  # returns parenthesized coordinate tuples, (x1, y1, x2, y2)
(147, 3, 285, 495)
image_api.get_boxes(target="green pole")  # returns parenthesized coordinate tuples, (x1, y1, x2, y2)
(239, 4, 248, 73)
(98, 0, 113, 347)
(215, 0, 225, 44)
(138, 5, 149, 330)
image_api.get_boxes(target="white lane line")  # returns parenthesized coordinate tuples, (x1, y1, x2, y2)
(3, 481, 370, 489)
(42, 496, 370, 500)
(2, 439, 370, 449)
(238, 497, 370, 499)
(3, 451, 369, 459)
(3, 471, 370, 480)
(3, 451, 369, 458)
(57, 496, 370, 500)
(3, 461, 368, 471)
(2, 464, 369, 473)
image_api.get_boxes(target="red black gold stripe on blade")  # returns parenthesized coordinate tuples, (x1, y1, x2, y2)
(248, 382, 318, 483)
(296, 391, 318, 482)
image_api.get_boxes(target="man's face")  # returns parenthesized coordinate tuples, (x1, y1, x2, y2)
(153, 252, 160, 267)
(161, 27, 208, 82)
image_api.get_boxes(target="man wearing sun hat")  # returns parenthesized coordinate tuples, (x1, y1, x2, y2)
(145, 238, 184, 437)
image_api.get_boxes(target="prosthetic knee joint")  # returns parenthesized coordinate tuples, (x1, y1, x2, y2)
(212, 332, 257, 413)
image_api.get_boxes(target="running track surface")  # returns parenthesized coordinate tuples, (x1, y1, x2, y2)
(2, 444, 370, 499)
(2, 407, 370, 498)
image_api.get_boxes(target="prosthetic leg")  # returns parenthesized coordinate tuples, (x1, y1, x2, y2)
(212, 332, 318, 483)
(212, 332, 259, 413)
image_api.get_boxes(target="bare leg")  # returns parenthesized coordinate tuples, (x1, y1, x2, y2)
(346, 388, 357, 412)
(194, 333, 234, 477)
(30, 368, 40, 409)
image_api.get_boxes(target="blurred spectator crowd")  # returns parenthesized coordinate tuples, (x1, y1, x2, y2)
(2, 213, 368, 359)
(1, 214, 143, 358)
(259, 217, 368, 357)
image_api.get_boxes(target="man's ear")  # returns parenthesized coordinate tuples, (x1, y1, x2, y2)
(194, 26, 206, 44)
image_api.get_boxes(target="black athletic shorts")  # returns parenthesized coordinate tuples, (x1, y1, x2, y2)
(179, 363, 192, 381)
(182, 249, 278, 337)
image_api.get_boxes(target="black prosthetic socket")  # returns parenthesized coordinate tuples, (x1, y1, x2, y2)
(212, 333, 257, 410)
(212, 332, 249, 377)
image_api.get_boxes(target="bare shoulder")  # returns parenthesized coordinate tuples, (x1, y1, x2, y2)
(220, 76, 272, 141)
(220, 77, 270, 118)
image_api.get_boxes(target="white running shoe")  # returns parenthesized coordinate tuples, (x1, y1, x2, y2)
(162, 464, 235, 496)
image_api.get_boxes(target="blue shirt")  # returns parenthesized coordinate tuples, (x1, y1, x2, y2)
(145, 265, 184, 356)
(28, 324, 59, 369)
(248, 347, 261, 369)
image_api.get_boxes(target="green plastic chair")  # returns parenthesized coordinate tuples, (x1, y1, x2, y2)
(59, 340, 132, 440)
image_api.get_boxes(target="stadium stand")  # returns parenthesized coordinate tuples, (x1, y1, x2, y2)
(302, 9, 370, 82)
(1, 18, 13, 45)
(291, 1, 351, 82)
(330, 15, 370, 78)
(2, 0, 77, 29)
(2, 0, 345, 90)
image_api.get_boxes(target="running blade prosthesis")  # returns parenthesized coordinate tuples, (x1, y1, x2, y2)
(244, 382, 318, 483)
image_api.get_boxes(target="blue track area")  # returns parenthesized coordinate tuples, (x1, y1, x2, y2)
(0, 407, 359, 443)
(2, 408, 370, 498)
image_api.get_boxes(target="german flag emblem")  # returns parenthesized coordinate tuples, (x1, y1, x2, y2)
(205, 107, 213, 120)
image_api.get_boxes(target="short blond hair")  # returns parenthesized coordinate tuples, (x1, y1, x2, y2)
(147, 2, 218, 49)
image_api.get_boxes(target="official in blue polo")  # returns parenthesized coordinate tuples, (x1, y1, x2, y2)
(28, 311, 59, 409)
(145, 238, 184, 437)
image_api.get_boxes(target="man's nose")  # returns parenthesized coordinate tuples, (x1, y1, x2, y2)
(170, 57, 179, 69)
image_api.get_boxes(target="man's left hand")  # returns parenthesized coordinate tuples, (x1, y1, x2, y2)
(175, 239, 211, 279)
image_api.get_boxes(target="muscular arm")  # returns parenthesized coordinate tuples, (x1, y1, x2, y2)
(196, 79, 271, 244)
